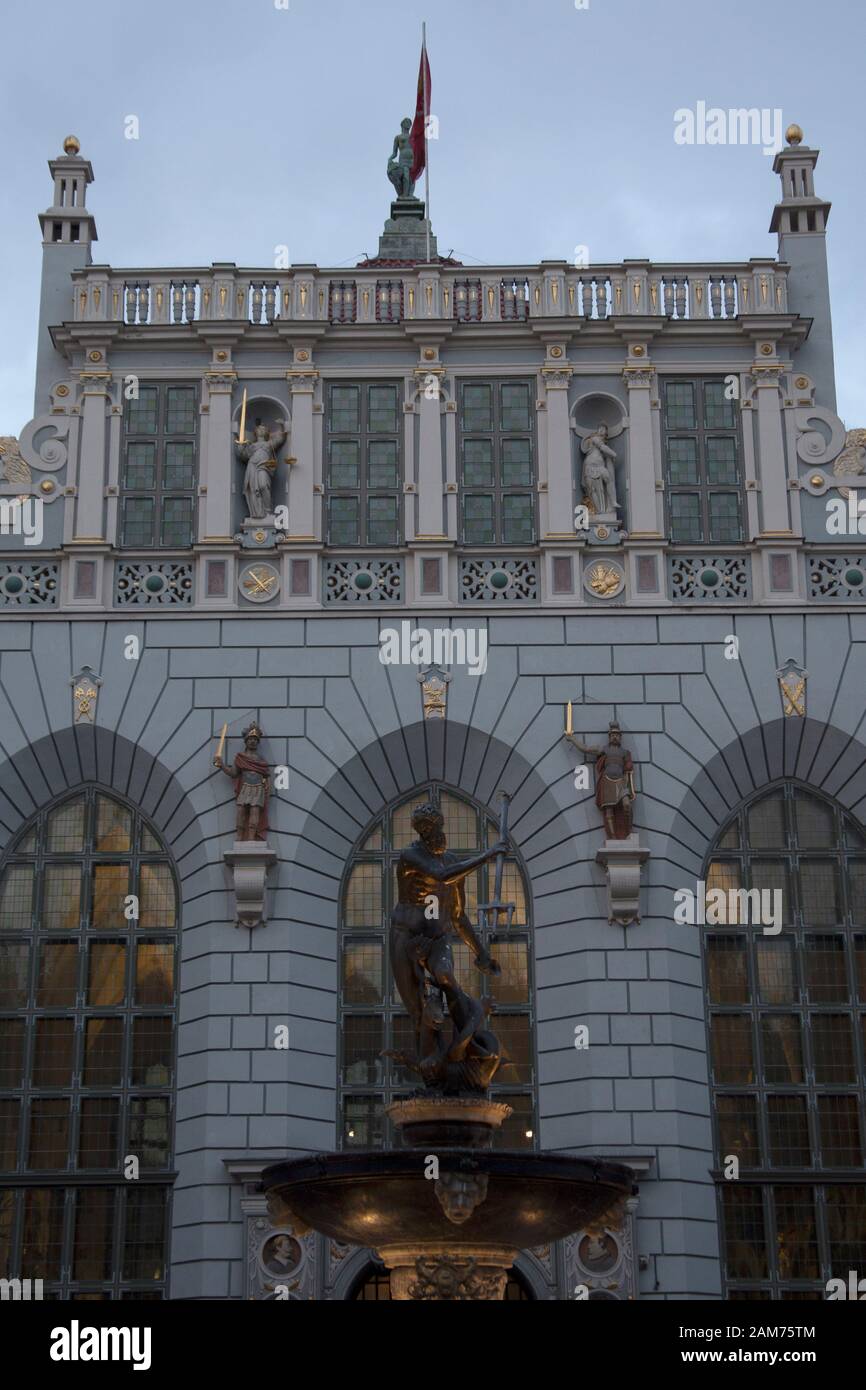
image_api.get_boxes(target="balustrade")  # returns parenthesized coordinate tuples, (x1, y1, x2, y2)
(70, 260, 787, 328)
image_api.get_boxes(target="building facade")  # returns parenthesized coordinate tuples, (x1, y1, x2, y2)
(1, 127, 865, 1301)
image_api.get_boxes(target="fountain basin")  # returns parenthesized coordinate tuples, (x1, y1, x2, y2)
(262, 1150, 634, 1251)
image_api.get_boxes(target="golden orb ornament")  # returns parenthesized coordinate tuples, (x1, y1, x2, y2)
(785, 124, 803, 146)
(63, 135, 81, 155)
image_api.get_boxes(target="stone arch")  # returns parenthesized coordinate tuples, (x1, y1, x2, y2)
(284, 716, 572, 952)
(0, 724, 227, 930)
(668, 715, 866, 883)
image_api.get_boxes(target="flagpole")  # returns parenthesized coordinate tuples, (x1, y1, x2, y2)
(422, 21, 431, 264)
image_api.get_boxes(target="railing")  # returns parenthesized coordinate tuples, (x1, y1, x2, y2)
(70, 259, 788, 328)
(375, 280, 403, 323)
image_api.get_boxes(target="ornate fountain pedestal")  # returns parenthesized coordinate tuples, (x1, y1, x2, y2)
(262, 1095, 634, 1302)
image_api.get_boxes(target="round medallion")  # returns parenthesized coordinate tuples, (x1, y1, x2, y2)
(55, 385, 70, 398)
(88, 350, 102, 363)
(239, 562, 281, 604)
(216, 350, 228, 362)
(144, 573, 167, 596)
(795, 377, 810, 390)
(352, 571, 375, 592)
(845, 568, 865, 588)
(488, 569, 511, 592)
(700, 567, 721, 589)
(254, 530, 267, 544)
(549, 347, 563, 359)
(297, 351, 310, 362)
(810, 475, 824, 488)
(1, 574, 25, 597)
(631, 345, 645, 357)
(40, 480, 55, 494)
(583, 560, 625, 599)
(760, 344, 774, 356)
(595, 525, 610, 540)
(423, 348, 436, 361)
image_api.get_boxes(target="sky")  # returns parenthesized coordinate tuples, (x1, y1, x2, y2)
(1, 0, 863, 433)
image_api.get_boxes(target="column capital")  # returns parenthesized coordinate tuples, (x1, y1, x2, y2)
(622, 365, 655, 388)
(286, 372, 319, 392)
(541, 366, 573, 389)
(204, 370, 238, 393)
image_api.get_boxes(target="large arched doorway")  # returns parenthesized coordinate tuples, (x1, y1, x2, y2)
(702, 781, 866, 1298)
(0, 787, 179, 1299)
(337, 784, 537, 1152)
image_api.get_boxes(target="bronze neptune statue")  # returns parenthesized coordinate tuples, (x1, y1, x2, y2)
(387, 802, 508, 1095)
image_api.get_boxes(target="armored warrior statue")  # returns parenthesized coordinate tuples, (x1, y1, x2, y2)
(214, 722, 271, 842)
(234, 421, 288, 521)
(386, 801, 509, 1094)
(567, 721, 635, 840)
(387, 117, 416, 199)
(581, 423, 620, 515)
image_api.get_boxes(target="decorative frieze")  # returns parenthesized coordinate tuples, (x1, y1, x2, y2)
(114, 560, 194, 606)
(323, 557, 403, 604)
(0, 562, 60, 607)
(459, 557, 538, 603)
(669, 554, 750, 601)
(807, 554, 866, 600)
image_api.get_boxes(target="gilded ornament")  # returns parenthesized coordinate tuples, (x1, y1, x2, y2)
(587, 562, 622, 597)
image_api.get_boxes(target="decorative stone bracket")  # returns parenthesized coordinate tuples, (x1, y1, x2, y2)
(595, 835, 650, 926)
(223, 841, 278, 930)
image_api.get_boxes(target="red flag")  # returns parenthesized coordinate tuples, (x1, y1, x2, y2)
(409, 40, 431, 185)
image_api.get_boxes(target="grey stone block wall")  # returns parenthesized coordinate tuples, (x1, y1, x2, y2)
(2, 609, 866, 1298)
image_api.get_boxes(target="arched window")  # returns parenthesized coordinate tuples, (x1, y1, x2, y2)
(0, 788, 178, 1299)
(339, 786, 536, 1152)
(703, 783, 866, 1298)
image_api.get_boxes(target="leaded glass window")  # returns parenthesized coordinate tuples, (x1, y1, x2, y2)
(325, 382, 403, 546)
(121, 383, 198, 548)
(458, 381, 535, 545)
(0, 789, 178, 1298)
(663, 378, 744, 543)
(338, 787, 536, 1151)
(704, 784, 866, 1298)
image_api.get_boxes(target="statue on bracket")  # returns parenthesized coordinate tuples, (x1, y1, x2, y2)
(565, 715, 634, 840)
(565, 710, 648, 926)
(214, 722, 271, 842)
(214, 721, 278, 930)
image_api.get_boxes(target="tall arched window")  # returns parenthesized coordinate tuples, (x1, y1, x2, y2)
(703, 783, 866, 1298)
(0, 788, 178, 1299)
(339, 786, 536, 1152)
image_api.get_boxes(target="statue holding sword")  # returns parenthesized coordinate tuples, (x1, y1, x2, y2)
(213, 721, 272, 842)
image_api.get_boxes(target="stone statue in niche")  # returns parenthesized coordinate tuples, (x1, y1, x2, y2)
(581, 423, 620, 516)
(387, 117, 416, 198)
(235, 420, 288, 521)
(566, 720, 635, 840)
(385, 801, 509, 1094)
(214, 722, 271, 842)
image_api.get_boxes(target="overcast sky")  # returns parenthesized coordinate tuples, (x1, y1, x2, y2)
(1, 0, 863, 433)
